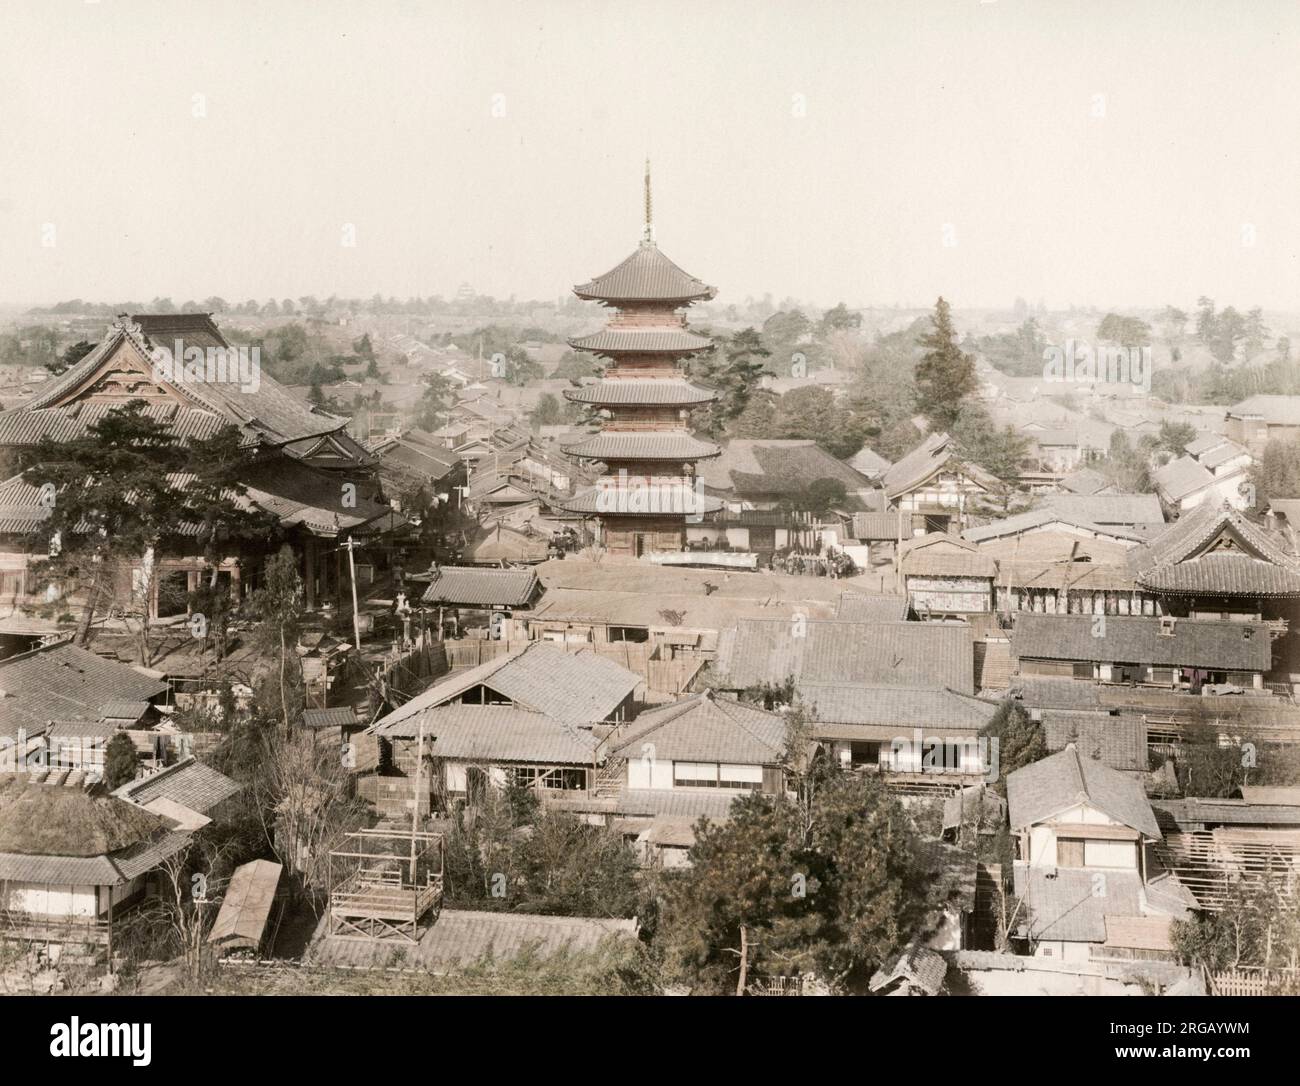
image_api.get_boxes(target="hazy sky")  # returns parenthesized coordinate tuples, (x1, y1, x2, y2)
(1, 0, 1297, 310)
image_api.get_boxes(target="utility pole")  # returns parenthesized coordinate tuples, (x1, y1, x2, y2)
(341, 536, 362, 652)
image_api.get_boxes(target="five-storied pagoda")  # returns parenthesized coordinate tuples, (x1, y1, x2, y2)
(561, 164, 723, 557)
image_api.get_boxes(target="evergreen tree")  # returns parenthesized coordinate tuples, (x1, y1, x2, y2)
(986, 700, 1046, 792)
(914, 297, 978, 431)
(697, 328, 770, 436)
(104, 732, 140, 790)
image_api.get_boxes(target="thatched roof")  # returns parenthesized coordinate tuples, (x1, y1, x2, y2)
(0, 778, 169, 858)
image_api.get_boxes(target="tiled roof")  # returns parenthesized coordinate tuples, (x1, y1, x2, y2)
(1041, 709, 1147, 772)
(1138, 553, 1300, 595)
(0, 641, 167, 736)
(608, 691, 787, 764)
(1057, 467, 1110, 495)
(1185, 432, 1229, 457)
(563, 380, 715, 406)
(568, 328, 713, 354)
(1006, 744, 1160, 837)
(1199, 439, 1249, 469)
(114, 757, 242, 816)
(717, 619, 975, 695)
(8, 315, 346, 452)
(1227, 394, 1300, 425)
(239, 456, 400, 536)
(879, 432, 1000, 499)
(0, 850, 122, 885)
(98, 700, 152, 723)
(797, 683, 998, 731)
(869, 936, 948, 994)
(1012, 612, 1270, 671)
(562, 431, 720, 461)
(375, 437, 462, 481)
(301, 707, 357, 729)
(701, 440, 872, 501)
(1153, 456, 1215, 502)
(1043, 493, 1165, 526)
(882, 433, 952, 496)
(463, 523, 551, 564)
(1132, 501, 1300, 596)
(1104, 915, 1174, 952)
(46, 720, 116, 742)
(574, 242, 716, 303)
(1137, 500, 1292, 568)
(964, 507, 1146, 544)
(1013, 866, 1144, 943)
(0, 401, 229, 452)
(847, 446, 892, 478)
(109, 829, 193, 880)
(835, 592, 908, 621)
(377, 705, 599, 764)
(371, 642, 640, 730)
(420, 566, 540, 607)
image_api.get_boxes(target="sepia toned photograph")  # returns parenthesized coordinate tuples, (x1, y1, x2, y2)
(0, 0, 1295, 1062)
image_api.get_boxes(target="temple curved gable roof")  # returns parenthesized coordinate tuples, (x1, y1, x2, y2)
(574, 241, 716, 303)
(0, 314, 352, 454)
(1131, 501, 1300, 596)
(1136, 499, 1296, 571)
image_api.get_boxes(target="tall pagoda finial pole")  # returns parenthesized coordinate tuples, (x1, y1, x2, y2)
(643, 158, 653, 244)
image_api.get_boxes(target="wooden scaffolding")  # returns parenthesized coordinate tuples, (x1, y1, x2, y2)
(327, 828, 445, 943)
(1157, 829, 1300, 911)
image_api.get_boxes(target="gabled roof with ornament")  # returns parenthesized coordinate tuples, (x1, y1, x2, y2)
(1131, 499, 1300, 596)
(0, 315, 352, 456)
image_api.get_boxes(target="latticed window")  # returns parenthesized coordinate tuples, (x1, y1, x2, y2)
(510, 766, 586, 791)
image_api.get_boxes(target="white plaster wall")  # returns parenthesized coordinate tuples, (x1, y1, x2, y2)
(627, 755, 674, 790)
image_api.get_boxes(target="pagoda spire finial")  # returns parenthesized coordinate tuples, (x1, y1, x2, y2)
(643, 157, 653, 244)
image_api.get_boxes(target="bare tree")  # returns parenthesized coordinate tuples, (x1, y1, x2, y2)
(254, 730, 369, 910)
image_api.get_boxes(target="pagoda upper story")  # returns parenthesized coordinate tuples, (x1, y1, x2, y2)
(562, 239, 721, 461)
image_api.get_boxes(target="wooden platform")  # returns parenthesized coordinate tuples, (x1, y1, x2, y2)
(329, 869, 443, 942)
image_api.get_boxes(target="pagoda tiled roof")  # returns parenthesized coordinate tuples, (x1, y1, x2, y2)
(567, 328, 714, 355)
(563, 379, 716, 406)
(573, 241, 716, 303)
(561, 431, 721, 461)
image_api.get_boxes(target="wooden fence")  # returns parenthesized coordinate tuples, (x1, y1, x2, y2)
(1208, 967, 1300, 996)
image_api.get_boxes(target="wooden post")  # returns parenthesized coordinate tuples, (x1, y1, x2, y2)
(409, 714, 426, 884)
(343, 537, 362, 652)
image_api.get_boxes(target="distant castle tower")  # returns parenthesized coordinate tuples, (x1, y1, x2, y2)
(560, 165, 722, 557)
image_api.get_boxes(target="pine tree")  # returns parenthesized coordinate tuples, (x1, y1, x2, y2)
(914, 297, 977, 432)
